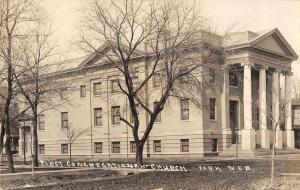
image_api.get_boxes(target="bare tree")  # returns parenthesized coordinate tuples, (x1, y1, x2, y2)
(292, 77, 300, 99)
(259, 72, 292, 187)
(242, 68, 292, 187)
(79, 0, 223, 164)
(62, 125, 88, 162)
(13, 8, 58, 167)
(0, 0, 34, 173)
(269, 89, 286, 187)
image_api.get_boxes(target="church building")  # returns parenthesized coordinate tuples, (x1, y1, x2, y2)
(18, 28, 298, 158)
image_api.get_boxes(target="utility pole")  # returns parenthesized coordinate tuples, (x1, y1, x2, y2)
(31, 125, 34, 176)
(235, 127, 239, 160)
(144, 42, 150, 158)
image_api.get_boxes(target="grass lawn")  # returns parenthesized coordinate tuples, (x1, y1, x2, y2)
(0, 169, 122, 189)
(1, 159, 300, 189)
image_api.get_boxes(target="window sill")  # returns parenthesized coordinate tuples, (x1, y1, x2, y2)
(209, 119, 217, 122)
(94, 125, 103, 127)
(178, 82, 189, 85)
(111, 92, 121, 95)
(180, 119, 190, 122)
(229, 85, 239, 88)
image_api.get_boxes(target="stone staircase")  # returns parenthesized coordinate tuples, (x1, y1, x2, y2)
(275, 148, 300, 155)
(220, 144, 300, 158)
(220, 144, 271, 158)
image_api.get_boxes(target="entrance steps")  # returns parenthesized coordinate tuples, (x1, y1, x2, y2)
(220, 144, 271, 158)
(275, 148, 300, 155)
(220, 144, 300, 158)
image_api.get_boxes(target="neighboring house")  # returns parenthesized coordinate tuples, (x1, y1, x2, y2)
(292, 99, 300, 149)
(19, 28, 297, 158)
(1, 102, 19, 155)
(17, 114, 32, 157)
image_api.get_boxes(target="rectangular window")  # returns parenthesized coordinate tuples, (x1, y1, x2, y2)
(132, 75, 139, 89)
(130, 141, 136, 153)
(60, 88, 67, 100)
(229, 70, 238, 87)
(180, 99, 189, 120)
(39, 144, 45, 154)
(111, 106, 121, 125)
(153, 72, 161, 87)
(39, 93, 45, 103)
(94, 108, 103, 126)
(178, 67, 188, 84)
(153, 140, 161, 152)
(61, 112, 68, 128)
(93, 82, 102, 95)
(94, 142, 102, 153)
(112, 141, 120, 153)
(180, 139, 189, 152)
(209, 98, 216, 120)
(80, 85, 86, 97)
(130, 104, 139, 123)
(153, 101, 161, 122)
(61, 144, 68, 154)
(179, 67, 188, 74)
(209, 68, 215, 83)
(111, 79, 119, 93)
(38, 114, 45, 131)
(212, 139, 218, 152)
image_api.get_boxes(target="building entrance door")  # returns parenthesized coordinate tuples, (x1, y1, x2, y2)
(229, 100, 238, 144)
(23, 126, 31, 157)
(294, 129, 300, 149)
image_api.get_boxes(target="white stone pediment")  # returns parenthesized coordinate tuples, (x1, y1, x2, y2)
(250, 29, 298, 60)
(80, 43, 143, 67)
(94, 48, 121, 63)
(254, 35, 287, 55)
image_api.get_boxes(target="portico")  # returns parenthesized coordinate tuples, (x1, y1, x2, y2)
(224, 28, 298, 151)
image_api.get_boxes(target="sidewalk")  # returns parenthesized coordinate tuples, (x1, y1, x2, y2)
(0, 166, 151, 177)
(3, 150, 300, 165)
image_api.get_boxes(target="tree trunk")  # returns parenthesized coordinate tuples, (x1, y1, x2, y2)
(0, 119, 5, 156)
(271, 128, 277, 187)
(4, 113, 14, 173)
(135, 142, 144, 164)
(4, 12, 14, 173)
(32, 111, 39, 167)
(69, 143, 72, 162)
(23, 128, 27, 165)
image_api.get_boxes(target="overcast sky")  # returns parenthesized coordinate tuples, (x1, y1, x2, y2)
(44, 0, 300, 75)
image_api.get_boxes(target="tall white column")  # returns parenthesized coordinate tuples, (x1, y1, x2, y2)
(18, 127, 23, 156)
(284, 73, 295, 148)
(257, 66, 270, 149)
(221, 67, 230, 149)
(272, 70, 282, 149)
(241, 63, 255, 150)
